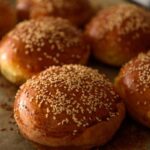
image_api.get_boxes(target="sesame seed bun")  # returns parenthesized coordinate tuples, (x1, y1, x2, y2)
(115, 52, 150, 128)
(0, 17, 90, 85)
(85, 4, 150, 66)
(16, 0, 94, 26)
(14, 65, 125, 149)
(0, 0, 16, 38)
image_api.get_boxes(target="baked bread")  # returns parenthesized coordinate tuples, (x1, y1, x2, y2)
(0, 0, 16, 38)
(85, 4, 150, 66)
(14, 65, 125, 149)
(16, 0, 94, 26)
(115, 52, 150, 127)
(16, 0, 34, 21)
(0, 17, 90, 85)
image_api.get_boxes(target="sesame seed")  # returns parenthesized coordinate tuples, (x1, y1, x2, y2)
(25, 51, 29, 55)
(45, 114, 48, 118)
(26, 64, 31, 69)
(56, 53, 60, 58)
(38, 57, 43, 61)
(46, 108, 50, 113)
(37, 48, 41, 52)
(53, 116, 56, 120)
(14, 48, 17, 53)
(144, 101, 147, 105)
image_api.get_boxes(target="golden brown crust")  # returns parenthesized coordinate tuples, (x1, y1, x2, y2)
(85, 4, 150, 66)
(16, 0, 94, 26)
(0, 0, 16, 38)
(0, 17, 90, 84)
(14, 65, 125, 149)
(115, 52, 150, 127)
(16, 0, 34, 21)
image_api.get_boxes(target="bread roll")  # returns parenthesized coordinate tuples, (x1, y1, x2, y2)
(115, 52, 150, 127)
(14, 65, 125, 149)
(85, 4, 150, 66)
(0, 17, 90, 84)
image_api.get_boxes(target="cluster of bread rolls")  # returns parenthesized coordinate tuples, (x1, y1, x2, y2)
(0, 0, 149, 149)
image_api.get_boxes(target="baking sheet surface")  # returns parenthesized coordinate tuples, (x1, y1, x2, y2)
(0, 0, 150, 150)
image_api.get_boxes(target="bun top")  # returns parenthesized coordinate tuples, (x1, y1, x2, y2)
(8, 17, 85, 54)
(119, 52, 150, 94)
(16, 65, 121, 135)
(87, 4, 150, 39)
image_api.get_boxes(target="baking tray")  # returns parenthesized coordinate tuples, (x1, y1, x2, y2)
(0, 0, 150, 150)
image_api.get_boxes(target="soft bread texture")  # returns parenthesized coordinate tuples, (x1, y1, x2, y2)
(0, 0, 16, 38)
(14, 65, 125, 149)
(16, 0, 94, 26)
(115, 52, 150, 127)
(0, 17, 90, 85)
(85, 4, 150, 66)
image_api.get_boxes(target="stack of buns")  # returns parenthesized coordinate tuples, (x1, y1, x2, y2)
(0, 0, 149, 149)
